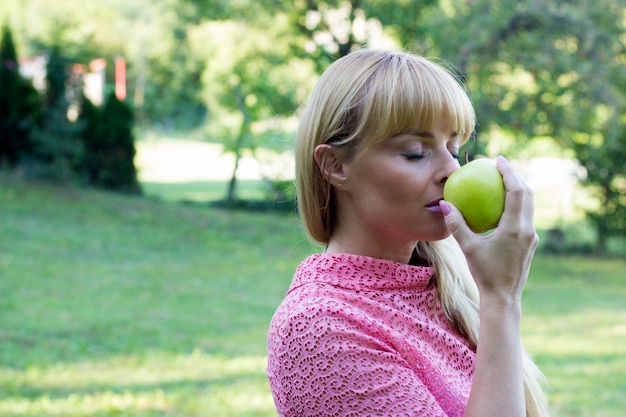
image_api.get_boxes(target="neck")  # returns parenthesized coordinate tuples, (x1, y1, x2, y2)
(325, 230, 417, 264)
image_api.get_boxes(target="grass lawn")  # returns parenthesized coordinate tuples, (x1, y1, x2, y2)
(140, 180, 270, 203)
(1, 172, 625, 416)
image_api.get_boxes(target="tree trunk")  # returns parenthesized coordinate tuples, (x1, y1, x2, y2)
(594, 181, 612, 255)
(225, 85, 251, 206)
(226, 145, 241, 205)
(596, 228, 608, 255)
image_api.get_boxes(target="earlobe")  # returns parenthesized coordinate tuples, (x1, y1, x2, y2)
(314, 144, 347, 189)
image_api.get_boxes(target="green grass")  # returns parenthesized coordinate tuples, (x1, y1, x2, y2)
(0, 173, 316, 416)
(523, 257, 626, 417)
(140, 179, 270, 203)
(1, 173, 625, 416)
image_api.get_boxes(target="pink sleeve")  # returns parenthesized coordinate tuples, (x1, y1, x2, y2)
(267, 297, 455, 417)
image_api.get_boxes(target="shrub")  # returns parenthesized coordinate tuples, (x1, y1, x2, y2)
(77, 92, 140, 194)
(0, 25, 40, 168)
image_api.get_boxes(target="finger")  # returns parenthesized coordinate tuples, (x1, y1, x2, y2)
(496, 155, 535, 228)
(440, 200, 479, 252)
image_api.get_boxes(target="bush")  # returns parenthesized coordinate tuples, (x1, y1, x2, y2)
(540, 222, 597, 255)
(77, 92, 140, 194)
(0, 25, 40, 168)
(97, 93, 140, 193)
(267, 179, 296, 203)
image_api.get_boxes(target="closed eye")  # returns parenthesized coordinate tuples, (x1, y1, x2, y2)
(403, 153, 425, 161)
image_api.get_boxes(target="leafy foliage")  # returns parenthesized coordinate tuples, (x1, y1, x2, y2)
(191, 19, 315, 203)
(282, 0, 437, 71)
(574, 126, 626, 251)
(428, 0, 625, 252)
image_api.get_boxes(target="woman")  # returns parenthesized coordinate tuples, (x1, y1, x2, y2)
(267, 49, 550, 417)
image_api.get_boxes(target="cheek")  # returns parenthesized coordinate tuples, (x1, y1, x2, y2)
(356, 166, 420, 207)
(378, 185, 411, 206)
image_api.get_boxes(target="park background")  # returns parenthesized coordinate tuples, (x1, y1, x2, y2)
(1, 0, 625, 416)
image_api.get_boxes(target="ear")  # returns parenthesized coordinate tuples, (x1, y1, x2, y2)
(314, 144, 348, 189)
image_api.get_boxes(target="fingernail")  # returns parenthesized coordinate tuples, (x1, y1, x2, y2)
(439, 201, 451, 216)
(498, 155, 509, 165)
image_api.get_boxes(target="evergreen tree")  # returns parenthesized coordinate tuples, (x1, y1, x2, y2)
(78, 92, 140, 193)
(0, 24, 39, 168)
(27, 46, 82, 181)
(76, 94, 101, 184)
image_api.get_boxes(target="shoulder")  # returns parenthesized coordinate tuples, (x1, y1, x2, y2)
(268, 283, 355, 342)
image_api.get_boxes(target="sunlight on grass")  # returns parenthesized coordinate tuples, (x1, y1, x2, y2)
(0, 391, 168, 416)
(525, 310, 626, 345)
(521, 255, 626, 416)
(0, 353, 276, 417)
(140, 179, 269, 202)
(136, 139, 292, 204)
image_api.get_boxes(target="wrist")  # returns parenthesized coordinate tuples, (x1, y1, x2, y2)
(479, 295, 522, 322)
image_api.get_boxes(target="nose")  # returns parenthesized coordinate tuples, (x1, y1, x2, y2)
(437, 153, 460, 185)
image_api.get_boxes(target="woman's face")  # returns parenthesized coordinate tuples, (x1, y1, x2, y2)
(335, 122, 461, 254)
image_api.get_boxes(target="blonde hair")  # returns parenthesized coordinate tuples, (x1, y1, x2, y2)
(295, 49, 550, 417)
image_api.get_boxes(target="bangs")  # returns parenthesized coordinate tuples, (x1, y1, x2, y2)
(357, 54, 476, 147)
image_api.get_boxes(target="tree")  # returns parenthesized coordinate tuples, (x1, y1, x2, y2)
(27, 46, 83, 181)
(0, 0, 211, 129)
(283, 0, 437, 69)
(1, 0, 441, 133)
(78, 92, 140, 193)
(574, 124, 626, 252)
(125, 0, 208, 129)
(426, 0, 626, 252)
(190, 19, 315, 204)
(196, 0, 445, 206)
(0, 24, 39, 168)
(76, 94, 102, 183)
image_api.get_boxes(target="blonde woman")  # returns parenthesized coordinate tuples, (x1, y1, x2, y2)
(267, 49, 550, 417)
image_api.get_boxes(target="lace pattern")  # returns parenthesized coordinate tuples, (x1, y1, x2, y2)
(267, 253, 475, 417)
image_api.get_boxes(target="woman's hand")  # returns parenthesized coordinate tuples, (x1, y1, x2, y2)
(440, 155, 537, 416)
(440, 155, 539, 304)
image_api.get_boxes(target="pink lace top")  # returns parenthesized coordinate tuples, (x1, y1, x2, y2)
(267, 253, 476, 417)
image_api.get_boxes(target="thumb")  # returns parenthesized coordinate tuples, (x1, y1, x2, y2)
(439, 200, 477, 249)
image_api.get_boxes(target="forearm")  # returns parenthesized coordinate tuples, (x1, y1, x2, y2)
(464, 298, 525, 417)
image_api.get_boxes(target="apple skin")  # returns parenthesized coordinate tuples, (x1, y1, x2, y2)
(443, 159, 506, 233)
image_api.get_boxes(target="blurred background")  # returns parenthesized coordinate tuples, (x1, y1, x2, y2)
(1, 0, 625, 416)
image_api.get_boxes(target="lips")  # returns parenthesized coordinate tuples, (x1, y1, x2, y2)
(425, 197, 444, 213)
(425, 197, 443, 208)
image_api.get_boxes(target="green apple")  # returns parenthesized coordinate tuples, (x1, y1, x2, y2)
(443, 158, 505, 233)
